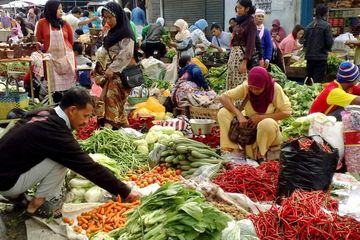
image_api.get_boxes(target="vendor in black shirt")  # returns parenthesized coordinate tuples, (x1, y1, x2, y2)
(0, 87, 139, 218)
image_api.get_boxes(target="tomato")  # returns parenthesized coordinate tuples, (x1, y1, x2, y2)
(131, 175, 138, 181)
(148, 178, 154, 184)
(175, 169, 182, 175)
(163, 172, 170, 178)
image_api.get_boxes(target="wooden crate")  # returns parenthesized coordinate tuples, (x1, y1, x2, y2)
(189, 106, 219, 122)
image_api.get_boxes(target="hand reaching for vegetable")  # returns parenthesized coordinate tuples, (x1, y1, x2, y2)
(126, 190, 141, 202)
(105, 68, 114, 79)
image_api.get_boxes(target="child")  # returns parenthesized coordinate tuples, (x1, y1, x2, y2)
(73, 42, 92, 88)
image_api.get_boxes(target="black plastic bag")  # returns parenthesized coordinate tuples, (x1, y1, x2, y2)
(277, 136, 339, 198)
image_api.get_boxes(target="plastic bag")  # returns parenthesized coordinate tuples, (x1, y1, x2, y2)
(163, 54, 178, 83)
(221, 219, 259, 240)
(140, 57, 166, 80)
(192, 163, 222, 179)
(308, 114, 344, 163)
(148, 144, 167, 167)
(277, 136, 339, 198)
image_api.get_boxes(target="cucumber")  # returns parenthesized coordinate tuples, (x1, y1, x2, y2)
(180, 165, 192, 171)
(175, 145, 189, 154)
(161, 150, 175, 157)
(172, 157, 180, 164)
(187, 147, 221, 158)
(191, 150, 210, 159)
(190, 162, 216, 168)
(188, 156, 222, 164)
(179, 160, 190, 165)
(165, 155, 176, 163)
(178, 154, 186, 161)
(181, 169, 197, 176)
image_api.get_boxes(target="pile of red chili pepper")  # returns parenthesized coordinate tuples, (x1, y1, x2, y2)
(298, 138, 333, 153)
(213, 161, 280, 202)
(76, 117, 98, 140)
(128, 115, 155, 130)
(249, 190, 360, 240)
(192, 126, 220, 148)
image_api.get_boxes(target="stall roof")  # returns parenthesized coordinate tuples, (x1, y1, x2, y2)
(87, 1, 109, 7)
(0, 1, 30, 8)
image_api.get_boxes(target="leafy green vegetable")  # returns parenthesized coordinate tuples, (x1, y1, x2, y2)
(166, 49, 177, 60)
(269, 63, 287, 87)
(206, 65, 227, 94)
(161, 31, 171, 46)
(327, 55, 342, 75)
(144, 74, 171, 89)
(110, 183, 231, 240)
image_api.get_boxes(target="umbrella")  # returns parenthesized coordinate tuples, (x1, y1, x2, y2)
(1, 1, 30, 8)
(21, 0, 47, 6)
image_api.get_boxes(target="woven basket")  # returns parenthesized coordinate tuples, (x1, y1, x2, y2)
(0, 92, 29, 119)
(189, 106, 219, 121)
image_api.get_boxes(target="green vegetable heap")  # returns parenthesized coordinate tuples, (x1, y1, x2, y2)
(144, 74, 171, 90)
(206, 65, 227, 94)
(108, 183, 231, 240)
(282, 81, 323, 117)
(79, 128, 148, 177)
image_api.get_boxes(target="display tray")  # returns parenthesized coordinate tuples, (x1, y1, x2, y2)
(285, 66, 307, 79)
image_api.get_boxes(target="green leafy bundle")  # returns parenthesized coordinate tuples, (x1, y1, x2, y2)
(110, 183, 231, 240)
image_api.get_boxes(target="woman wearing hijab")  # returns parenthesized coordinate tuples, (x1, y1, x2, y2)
(271, 19, 286, 43)
(94, 2, 135, 129)
(218, 67, 292, 161)
(227, 0, 257, 90)
(141, 17, 167, 58)
(173, 19, 194, 57)
(36, 0, 76, 97)
(190, 19, 223, 54)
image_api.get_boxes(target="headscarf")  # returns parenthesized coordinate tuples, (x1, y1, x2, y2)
(271, 19, 286, 42)
(189, 19, 208, 33)
(102, 2, 134, 50)
(44, 0, 64, 29)
(174, 19, 191, 41)
(247, 67, 275, 114)
(156, 17, 165, 27)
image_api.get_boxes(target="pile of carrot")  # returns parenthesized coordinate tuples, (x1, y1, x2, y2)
(64, 196, 139, 237)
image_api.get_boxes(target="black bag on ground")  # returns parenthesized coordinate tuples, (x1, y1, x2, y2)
(277, 136, 338, 198)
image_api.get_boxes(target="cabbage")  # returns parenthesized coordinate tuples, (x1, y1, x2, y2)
(137, 145, 149, 155)
(90, 154, 121, 178)
(84, 186, 107, 203)
(145, 131, 159, 144)
(69, 178, 94, 189)
(90, 232, 114, 240)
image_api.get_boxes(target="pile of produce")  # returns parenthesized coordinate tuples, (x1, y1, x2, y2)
(327, 55, 343, 75)
(159, 137, 224, 178)
(209, 200, 248, 220)
(144, 75, 171, 89)
(124, 164, 181, 188)
(191, 126, 220, 149)
(249, 190, 360, 239)
(290, 59, 306, 68)
(75, 117, 98, 140)
(205, 65, 227, 94)
(269, 63, 287, 87)
(282, 81, 323, 117)
(79, 128, 148, 177)
(213, 161, 280, 202)
(165, 48, 177, 60)
(106, 183, 231, 240)
(144, 125, 184, 150)
(281, 117, 311, 140)
(66, 197, 140, 237)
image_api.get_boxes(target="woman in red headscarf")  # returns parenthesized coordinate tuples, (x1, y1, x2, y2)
(218, 67, 292, 161)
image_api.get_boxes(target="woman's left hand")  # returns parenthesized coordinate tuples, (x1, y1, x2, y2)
(249, 114, 264, 126)
(105, 68, 114, 79)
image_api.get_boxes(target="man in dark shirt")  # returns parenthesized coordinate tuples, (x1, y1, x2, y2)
(0, 87, 139, 218)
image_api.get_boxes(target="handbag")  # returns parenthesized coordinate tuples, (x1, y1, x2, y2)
(119, 64, 145, 88)
(228, 95, 257, 146)
(240, 45, 259, 70)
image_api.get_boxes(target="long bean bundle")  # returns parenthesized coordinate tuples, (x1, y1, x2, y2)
(79, 128, 149, 176)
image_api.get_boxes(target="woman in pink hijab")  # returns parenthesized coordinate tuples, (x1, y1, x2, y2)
(271, 19, 286, 43)
(218, 67, 292, 162)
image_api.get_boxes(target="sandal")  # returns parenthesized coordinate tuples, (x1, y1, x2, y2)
(25, 201, 62, 219)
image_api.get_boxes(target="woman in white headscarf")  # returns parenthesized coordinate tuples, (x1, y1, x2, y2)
(173, 19, 194, 57)
(141, 17, 167, 58)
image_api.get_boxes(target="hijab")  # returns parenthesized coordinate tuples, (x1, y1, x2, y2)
(189, 19, 208, 33)
(44, 0, 64, 29)
(247, 67, 275, 114)
(271, 19, 286, 41)
(102, 2, 134, 50)
(174, 19, 191, 41)
(156, 17, 165, 27)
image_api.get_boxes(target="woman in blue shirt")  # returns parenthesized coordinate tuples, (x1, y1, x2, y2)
(254, 9, 272, 68)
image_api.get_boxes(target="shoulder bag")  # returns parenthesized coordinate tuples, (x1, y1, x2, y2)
(228, 95, 257, 146)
